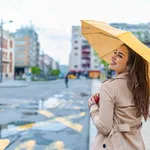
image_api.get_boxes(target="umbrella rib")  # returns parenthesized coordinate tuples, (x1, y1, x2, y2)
(101, 50, 114, 59)
(83, 32, 118, 40)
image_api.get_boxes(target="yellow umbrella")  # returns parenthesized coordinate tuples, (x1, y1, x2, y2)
(81, 20, 150, 64)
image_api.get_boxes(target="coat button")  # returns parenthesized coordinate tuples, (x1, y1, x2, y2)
(103, 144, 106, 148)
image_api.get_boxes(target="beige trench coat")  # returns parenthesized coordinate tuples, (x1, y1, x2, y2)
(90, 72, 145, 150)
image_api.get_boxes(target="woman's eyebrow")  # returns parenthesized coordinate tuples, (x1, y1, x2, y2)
(118, 52, 124, 56)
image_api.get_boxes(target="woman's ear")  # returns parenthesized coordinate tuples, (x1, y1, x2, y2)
(126, 66, 129, 71)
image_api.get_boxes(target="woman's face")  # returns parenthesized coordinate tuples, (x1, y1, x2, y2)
(108, 45, 129, 74)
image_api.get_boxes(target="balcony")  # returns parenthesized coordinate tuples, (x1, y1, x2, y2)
(82, 49, 90, 53)
(82, 54, 90, 59)
(82, 56, 90, 60)
(82, 63, 90, 69)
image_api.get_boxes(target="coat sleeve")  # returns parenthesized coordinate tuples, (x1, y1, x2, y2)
(90, 83, 115, 135)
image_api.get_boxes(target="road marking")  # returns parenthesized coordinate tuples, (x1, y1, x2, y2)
(44, 141, 70, 150)
(15, 140, 36, 150)
(0, 139, 10, 150)
(38, 110, 54, 117)
(18, 123, 34, 131)
(15, 110, 85, 132)
(66, 112, 86, 119)
(39, 110, 84, 132)
(53, 117, 82, 132)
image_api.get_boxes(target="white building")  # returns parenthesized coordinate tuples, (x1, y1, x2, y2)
(69, 26, 100, 78)
(0, 30, 15, 79)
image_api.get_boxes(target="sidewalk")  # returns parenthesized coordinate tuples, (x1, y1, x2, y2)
(89, 79, 150, 150)
(0, 79, 28, 88)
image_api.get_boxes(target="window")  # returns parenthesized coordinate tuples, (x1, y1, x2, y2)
(15, 47, 25, 51)
(74, 47, 78, 50)
(74, 65, 78, 68)
(15, 40, 26, 45)
(74, 53, 78, 56)
(74, 41, 78, 43)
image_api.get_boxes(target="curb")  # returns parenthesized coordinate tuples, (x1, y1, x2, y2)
(0, 84, 28, 88)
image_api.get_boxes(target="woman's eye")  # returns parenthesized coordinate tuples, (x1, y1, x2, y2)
(114, 51, 117, 54)
(118, 55, 123, 58)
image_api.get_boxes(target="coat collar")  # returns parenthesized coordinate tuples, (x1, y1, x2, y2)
(113, 71, 128, 79)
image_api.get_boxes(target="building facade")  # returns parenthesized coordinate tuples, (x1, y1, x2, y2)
(69, 26, 100, 78)
(0, 30, 15, 79)
(38, 54, 59, 75)
(14, 26, 40, 76)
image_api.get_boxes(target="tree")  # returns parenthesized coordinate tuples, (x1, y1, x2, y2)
(31, 66, 41, 75)
(50, 69, 60, 76)
(93, 50, 109, 67)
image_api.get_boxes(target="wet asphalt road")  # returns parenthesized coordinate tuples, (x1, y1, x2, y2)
(0, 79, 92, 150)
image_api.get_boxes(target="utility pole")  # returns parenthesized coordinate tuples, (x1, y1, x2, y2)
(42, 49, 44, 74)
(0, 19, 3, 83)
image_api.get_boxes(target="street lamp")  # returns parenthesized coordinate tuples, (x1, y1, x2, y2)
(0, 19, 13, 83)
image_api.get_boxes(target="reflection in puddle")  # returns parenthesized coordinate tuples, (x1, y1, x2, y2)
(0, 103, 11, 106)
(42, 97, 61, 109)
(0, 121, 34, 138)
(54, 94, 64, 98)
(22, 112, 38, 116)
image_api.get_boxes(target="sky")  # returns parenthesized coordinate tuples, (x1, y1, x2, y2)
(0, 0, 150, 65)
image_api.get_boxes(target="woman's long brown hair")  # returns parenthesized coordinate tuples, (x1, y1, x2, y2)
(123, 44, 150, 121)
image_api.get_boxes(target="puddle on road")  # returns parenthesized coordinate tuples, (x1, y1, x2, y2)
(40, 97, 61, 109)
(0, 92, 84, 139)
(0, 119, 67, 138)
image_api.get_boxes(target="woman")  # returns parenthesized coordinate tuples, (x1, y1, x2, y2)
(88, 44, 150, 150)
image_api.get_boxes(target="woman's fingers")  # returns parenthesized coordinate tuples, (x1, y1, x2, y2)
(88, 97, 96, 108)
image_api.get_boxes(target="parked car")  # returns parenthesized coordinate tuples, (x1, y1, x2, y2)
(48, 76, 57, 80)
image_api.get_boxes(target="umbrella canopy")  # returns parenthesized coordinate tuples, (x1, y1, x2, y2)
(81, 20, 150, 64)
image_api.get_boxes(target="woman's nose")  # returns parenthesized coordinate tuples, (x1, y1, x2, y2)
(112, 54, 116, 60)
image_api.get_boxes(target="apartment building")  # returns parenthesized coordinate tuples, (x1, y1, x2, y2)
(110, 23, 150, 46)
(14, 26, 40, 76)
(69, 26, 100, 78)
(0, 30, 15, 79)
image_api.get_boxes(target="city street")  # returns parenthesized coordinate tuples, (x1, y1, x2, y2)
(0, 79, 92, 150)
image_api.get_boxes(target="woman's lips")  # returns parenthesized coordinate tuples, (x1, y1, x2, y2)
(110, 61, 116, 65)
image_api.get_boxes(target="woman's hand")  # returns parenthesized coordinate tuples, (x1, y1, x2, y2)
(93, 93, 100, 103)
(88, 93, 100, 108)
(88, 96, 96, 108)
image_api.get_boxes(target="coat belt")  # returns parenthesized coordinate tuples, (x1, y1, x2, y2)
(109, 123, 142, 136)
